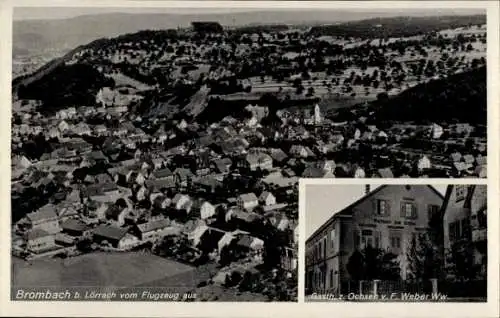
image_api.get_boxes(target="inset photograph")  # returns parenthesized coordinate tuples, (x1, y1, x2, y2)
(304, 183, 487, 302)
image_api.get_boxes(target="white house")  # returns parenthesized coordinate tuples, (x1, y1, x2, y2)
(218, 232, 236, 253)
(200, 201, 216, 219)
(259, 191, 276, 206)
(417, 155, 432, 171)
(172, 194, 192, 212)
(430, 123, 443, 139)
(237, 193, 259, 210)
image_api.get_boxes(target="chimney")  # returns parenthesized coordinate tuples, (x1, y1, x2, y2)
(365, 185, 371, 195)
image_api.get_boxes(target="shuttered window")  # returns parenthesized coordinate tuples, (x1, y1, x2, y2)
(401, 202, 417, 219)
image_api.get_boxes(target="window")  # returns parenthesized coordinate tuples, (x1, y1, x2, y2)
(377, 199, 389, 216)
(374, 231, 381, 248)
(477, 208, 487, 228)
(411, 232, 418, 244)
(330, 229, 335, 249)
(460, 218, 471, 238)
(318, 241, 323, 258)
(323, 237, 327, 255)
(329, 269, 334, 288)
(427, 204, 439, 220)
(449, 221, 460, 242)
(401, 202, 416, 218)
(390, 232, 402, 249)
(361, 229, 374, 248)
(455, 185, 466, 202)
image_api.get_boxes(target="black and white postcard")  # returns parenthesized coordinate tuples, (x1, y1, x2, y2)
(1, 1, 499, 318)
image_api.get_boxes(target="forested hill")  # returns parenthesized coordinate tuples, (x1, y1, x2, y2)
(372, 66, 486, 125)
(309, 15, 486, 38)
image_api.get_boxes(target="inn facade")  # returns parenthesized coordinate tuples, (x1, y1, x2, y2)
(305, 185, 444, 294)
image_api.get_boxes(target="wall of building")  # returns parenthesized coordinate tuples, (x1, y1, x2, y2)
(306, 185, 444, 293)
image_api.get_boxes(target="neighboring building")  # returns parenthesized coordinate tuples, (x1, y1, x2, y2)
(237, 193, 259, 210)
(417, 155, 432, 171)
(430, 123, 443, 139)
(259, 191, 276, 206)
(25, 229, 57, 253)
(134, 218, 172, 241)
(93, 225, 137, 249)
(245, 152, 273, 171)
(305, 185, 444, 294)
(442, 185, 487, 278)
(25, 205, 61, 234)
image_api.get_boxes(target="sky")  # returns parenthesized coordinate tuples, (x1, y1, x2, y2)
(305, 184, 448, 238)
(13, 7, 485, 21)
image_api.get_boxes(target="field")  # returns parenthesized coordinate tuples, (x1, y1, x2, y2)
(12, 252, 196, 288)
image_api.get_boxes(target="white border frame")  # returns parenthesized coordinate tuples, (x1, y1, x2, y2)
(1, 1, 499, 317)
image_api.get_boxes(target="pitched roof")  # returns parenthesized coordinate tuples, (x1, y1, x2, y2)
(238, 193, 258, 203)
(377, 168, 394, 178)
(137, 218, 171, 233)
(152, 168, 173, 179)
(61, 219, 88, 232)
(306, 185, 445, 244)
(27, 205, 58, 222)
(174, 168, 194, 179)
(93, 225, 128, 241)
(25, 228, 52, 240)
(259, 191, 273, 201)
(145, 178, 176, 191)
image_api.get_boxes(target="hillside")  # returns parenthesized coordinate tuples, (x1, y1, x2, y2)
(16, 63, 114, 110)
(13, 9, 484, 56)
(372, 66, 486, 124)
(309, 14, 486, 38)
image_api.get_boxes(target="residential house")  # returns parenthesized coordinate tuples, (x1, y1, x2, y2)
(236, 234, 264, 261)
(269, 213, 290, 231)
(60, 219, 90, 237)
(25, 205, 61, 234)
(373, 168, 394, 178)
(245, 152, 273, 171)
(92, 225, 138, 249)
(174, 168, 194, 188)
(153, 195, 171, 210)
(56, 202, 80, 221)
(172, 194, 193, 212)
(105, 204, 129, 227)
(430, 123, 443, 139)
(84, 182, 122, 203)
(442, 185, 487, 278)
(237, 193, 259, 210)
(25, 229, 57, 253)
(302, 166, 335, 178)
(259, 191, 276, 206)
(417, 155, 432, 171)
(281, 246, 298, 273)
(211, 158, 232, 174)
(269, 149, 288, 166)
(134, 218, 172, 241)
(191, 200, 216, 220)
(289, 145, 314, 158)
(305, 185, 444, 294)
(450, 152, 462, 163)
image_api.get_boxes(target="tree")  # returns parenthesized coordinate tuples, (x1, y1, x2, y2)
(306, 86, 315, 97)
(238, 271, 255, 292)
(346, 250, 365, 282)
(219, 245, 234, 267)
(446, 240, 480, 281)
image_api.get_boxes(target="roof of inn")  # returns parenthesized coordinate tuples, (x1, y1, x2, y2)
(306, 185, 445, 245)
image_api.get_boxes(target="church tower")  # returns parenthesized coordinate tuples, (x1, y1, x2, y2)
(314, 104, 322, 125)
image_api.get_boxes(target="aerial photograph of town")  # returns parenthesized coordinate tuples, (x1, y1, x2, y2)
(305, 183, 487, 302)
(10, 5, 486, 302)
